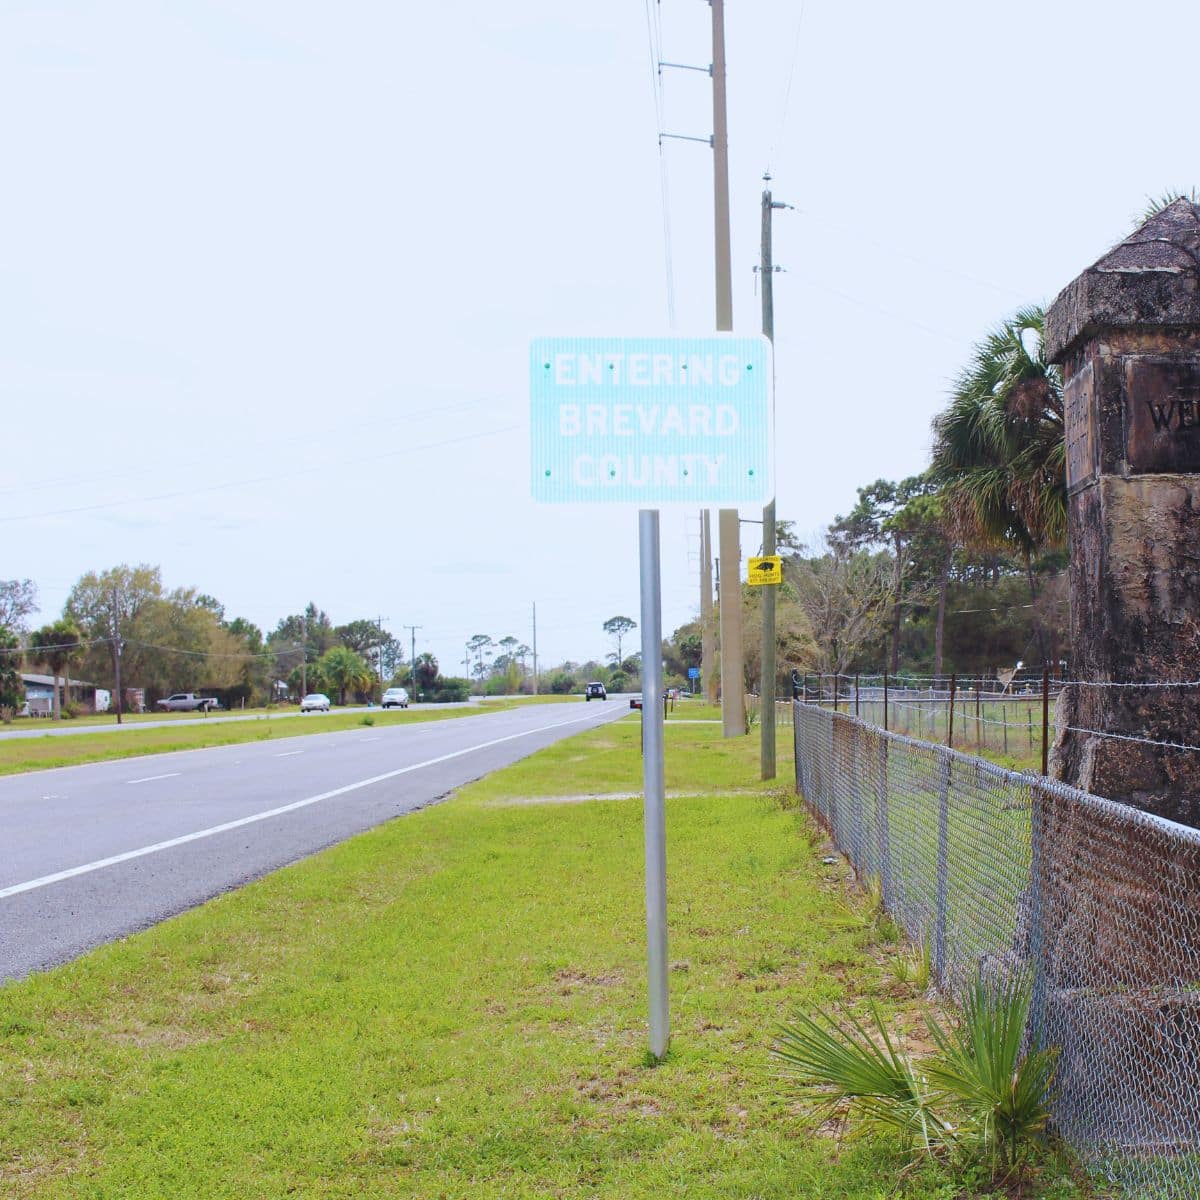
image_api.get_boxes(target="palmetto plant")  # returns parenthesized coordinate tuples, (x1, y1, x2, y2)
(773, 970, 1057, 1181)
(925, 971, 1058, 1174)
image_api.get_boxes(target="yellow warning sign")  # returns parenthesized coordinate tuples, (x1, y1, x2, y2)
(747, 555, 782, 586)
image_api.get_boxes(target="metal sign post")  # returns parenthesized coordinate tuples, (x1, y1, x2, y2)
(638, 510, 668, 1058)
(531, 333, 771, 1062)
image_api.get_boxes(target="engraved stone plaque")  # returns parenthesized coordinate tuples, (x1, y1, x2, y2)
(1124, 357, 1200, 475)
(1065, 360, 1096, 491)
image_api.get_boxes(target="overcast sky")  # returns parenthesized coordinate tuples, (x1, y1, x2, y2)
(3, 1, 1197, 675)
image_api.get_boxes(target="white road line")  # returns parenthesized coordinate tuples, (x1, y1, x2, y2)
(359, 737, 380, 743)
(273, 751, 304, 758)
(126, 772, 182, 785)
(0, 709, 611, 901)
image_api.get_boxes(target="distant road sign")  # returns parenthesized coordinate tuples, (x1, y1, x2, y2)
(530, 335, 772, 505)
(687, 666, 700, 679)
(747, 555, 782, 586)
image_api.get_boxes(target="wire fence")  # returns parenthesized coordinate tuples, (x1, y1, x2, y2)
(793, 700, 1200, 1198)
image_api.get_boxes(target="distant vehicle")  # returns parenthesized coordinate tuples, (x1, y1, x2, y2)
(300, 693, 331, 713)
(156, 693, 219, 712)
(585, 682, 607, 701)
(382, 687, 409, 709)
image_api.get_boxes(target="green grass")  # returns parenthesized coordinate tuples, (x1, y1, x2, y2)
(0, 700, 545, 777)
(0, 716, 1099, 1198)
(5, 705, 285, 729)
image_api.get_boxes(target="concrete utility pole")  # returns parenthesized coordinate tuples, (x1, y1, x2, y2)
(760, 180, 781, 778)
(531, 602, 539, 694)
(301, 612, 307, 697)
(700, 511, 716, 704)
(711, 0, 745, 738)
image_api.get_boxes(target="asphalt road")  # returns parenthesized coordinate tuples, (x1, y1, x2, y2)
(0, 702, 472, 740)
(0, 699, 628, 982)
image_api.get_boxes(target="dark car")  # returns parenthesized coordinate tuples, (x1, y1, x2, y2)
(585, 682, 607, 701)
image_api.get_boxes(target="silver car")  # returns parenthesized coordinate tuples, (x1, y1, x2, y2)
(299, 692, 331, 713)
(382, 687, 409, 709)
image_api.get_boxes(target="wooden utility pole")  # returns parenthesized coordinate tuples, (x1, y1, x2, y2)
(531, 602, 538, 694)
(405, 625, 422, 695)
(700, 511, 716, 703)
(376, 615, 387, 693)
(111, 585, 123, 725)
(711, 0, 744, 738)
(760, 179, 784, 778)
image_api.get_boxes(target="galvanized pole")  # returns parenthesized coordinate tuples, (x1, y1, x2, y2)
(639, 510, 669, 1060)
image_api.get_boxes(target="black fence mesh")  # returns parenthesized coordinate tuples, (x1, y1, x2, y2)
(793, 701, 1200, 1198)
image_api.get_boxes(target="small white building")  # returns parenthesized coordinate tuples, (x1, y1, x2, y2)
(19, 673, 102, 717)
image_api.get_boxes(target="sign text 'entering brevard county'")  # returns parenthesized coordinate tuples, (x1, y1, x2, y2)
(530, 335, 773, 505)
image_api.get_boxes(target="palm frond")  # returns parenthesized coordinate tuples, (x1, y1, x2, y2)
(773, 1005, 954, 1153)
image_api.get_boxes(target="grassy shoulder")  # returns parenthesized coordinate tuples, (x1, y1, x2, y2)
(0, 717, 1095, 1198)
(0, 701, 540, 777)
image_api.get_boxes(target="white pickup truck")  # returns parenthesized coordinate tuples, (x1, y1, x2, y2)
(156, 693, 220, 712)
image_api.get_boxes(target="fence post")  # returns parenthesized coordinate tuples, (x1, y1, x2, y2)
(793, 700, 803, 800)
(855, 673, 860, 717)
(875, 733, 893, 911)
(1027, 781, 1047, 1045)
(975, 684, 982, 753)
(1041, 666, 1050, 776)
(883, 672, 889, 733)
(933, 750, 952, 988)
(947, 673, 956, 748)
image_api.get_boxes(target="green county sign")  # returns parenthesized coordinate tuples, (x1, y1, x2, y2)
(530, 335, 773, 505)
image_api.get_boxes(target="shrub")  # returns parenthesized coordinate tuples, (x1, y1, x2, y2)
(360, 715, 375, 726)
(548, 673, 575, 695)
(0, 706, 14, 725)
(429, 677, 470, 703)
(773, 969, 1057, 1183)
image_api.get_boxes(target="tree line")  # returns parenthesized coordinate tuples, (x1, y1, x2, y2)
(0, 569, 469, 717)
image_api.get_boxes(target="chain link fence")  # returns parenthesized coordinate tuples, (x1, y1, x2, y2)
(793, 700, 1200, 1198)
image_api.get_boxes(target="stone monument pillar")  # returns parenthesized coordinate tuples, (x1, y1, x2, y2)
(1046, 199, 1200, 827)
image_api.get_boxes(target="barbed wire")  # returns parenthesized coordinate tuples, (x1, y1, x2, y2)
(804, 689, 1200, 757)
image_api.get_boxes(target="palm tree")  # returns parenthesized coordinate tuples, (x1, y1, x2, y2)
(317, 646, 372, 706)
(30, 620, 83, 720)
(930, 307, 1065, 660)
(413, 652, 439, 693)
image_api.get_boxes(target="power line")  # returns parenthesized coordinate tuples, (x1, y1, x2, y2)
(642, 0, 676, 327)
(764, 1, 806, 176)
(0, 423, 519, 525)
(0, 397, 492, 501)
